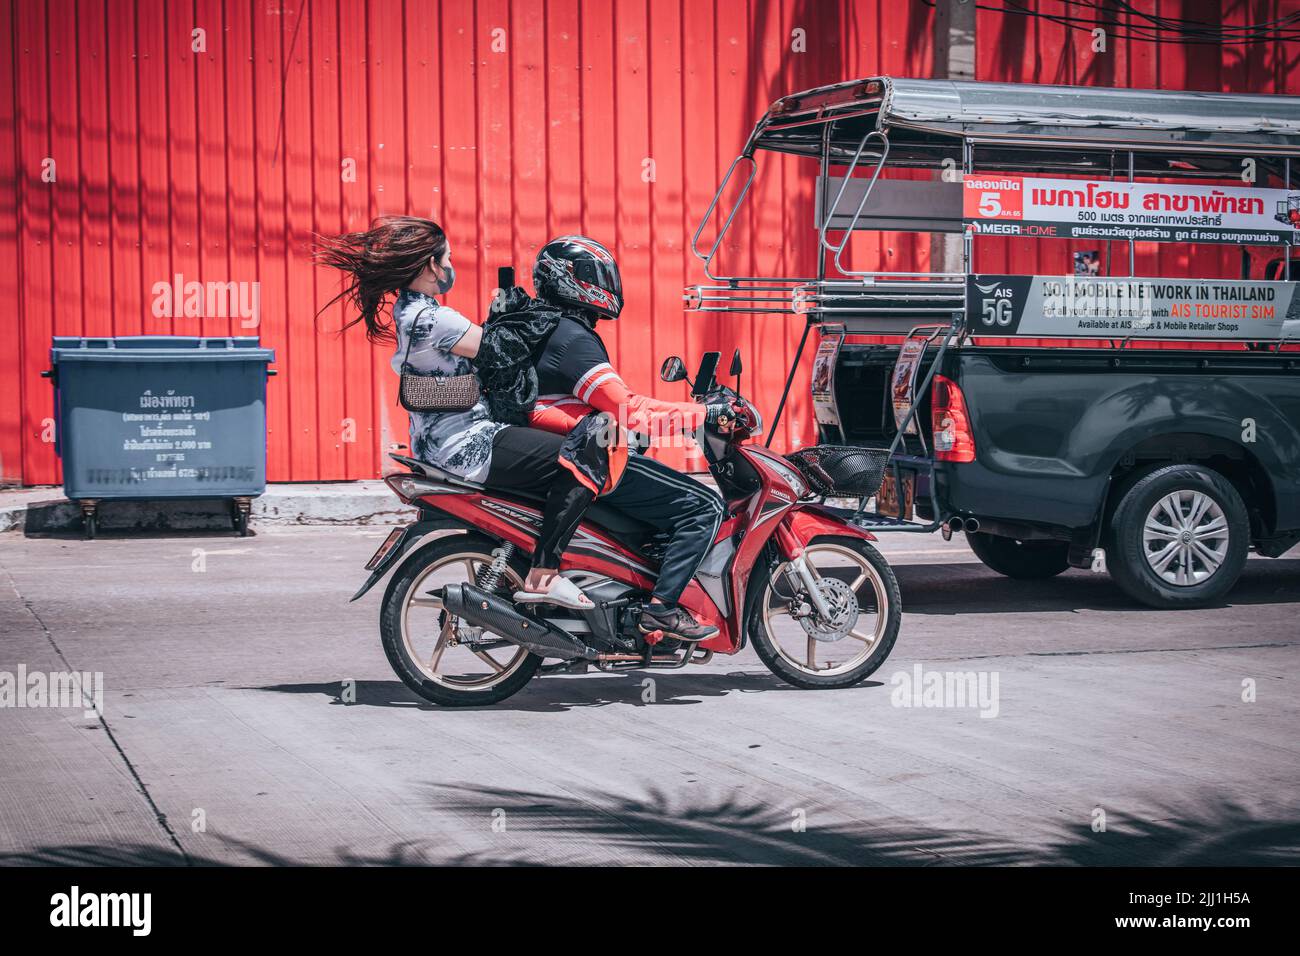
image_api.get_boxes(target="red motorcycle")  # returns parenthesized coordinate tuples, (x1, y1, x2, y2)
(353, 351, 901, 707)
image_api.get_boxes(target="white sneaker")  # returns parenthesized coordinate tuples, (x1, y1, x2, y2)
(513, 575, 595, 611)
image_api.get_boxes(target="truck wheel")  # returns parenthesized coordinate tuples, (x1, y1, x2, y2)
(966, 532, 1070, 579)
(1107, 464, 1249, 609)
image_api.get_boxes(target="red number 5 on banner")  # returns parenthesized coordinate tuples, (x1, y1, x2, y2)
(963, 175, 1025, 220)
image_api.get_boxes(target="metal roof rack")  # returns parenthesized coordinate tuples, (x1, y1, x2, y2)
(754, 76, 1300, 155)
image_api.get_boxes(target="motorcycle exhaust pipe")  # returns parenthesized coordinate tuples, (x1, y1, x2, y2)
(439, 583, 600, 662)
(964, 517, 981, 533)
(946, 516, 965, 533)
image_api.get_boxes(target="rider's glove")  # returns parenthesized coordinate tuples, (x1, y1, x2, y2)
(705, 402, 735, 431)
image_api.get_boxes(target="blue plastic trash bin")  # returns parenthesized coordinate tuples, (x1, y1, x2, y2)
(46, 336, 276, 537)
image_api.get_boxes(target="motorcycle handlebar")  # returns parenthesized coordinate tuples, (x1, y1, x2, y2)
(702, 389, 760, 439)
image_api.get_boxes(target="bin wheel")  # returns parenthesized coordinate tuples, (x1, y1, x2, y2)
(79, 501, 99, 540)
(230, 498, 252, 537)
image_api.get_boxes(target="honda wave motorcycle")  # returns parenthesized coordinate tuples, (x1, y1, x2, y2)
(353, 350, 902, 707)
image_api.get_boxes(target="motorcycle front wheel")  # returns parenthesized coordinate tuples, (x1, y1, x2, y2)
(748, 536, 901, 690)
(379, 534, 541, 707)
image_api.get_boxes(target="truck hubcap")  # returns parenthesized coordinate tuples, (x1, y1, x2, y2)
(1141, 490, 1229, 587)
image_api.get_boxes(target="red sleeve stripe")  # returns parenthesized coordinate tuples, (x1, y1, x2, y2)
(578, 370, 621, 404)
(572, 362, 614, 398)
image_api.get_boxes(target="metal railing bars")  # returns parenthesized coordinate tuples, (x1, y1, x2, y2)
(850, 315, 961, 533)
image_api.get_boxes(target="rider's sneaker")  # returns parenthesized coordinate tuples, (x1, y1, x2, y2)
(639, 603, 718, 642)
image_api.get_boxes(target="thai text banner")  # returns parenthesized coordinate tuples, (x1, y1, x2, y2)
(966, 275, 1300, 340)
(962, 175, 1300, 245)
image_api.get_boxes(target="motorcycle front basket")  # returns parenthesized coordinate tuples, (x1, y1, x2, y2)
(786, 445, 890, 498)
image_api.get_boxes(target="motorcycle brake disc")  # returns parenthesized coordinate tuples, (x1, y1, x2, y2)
(796, 576, 859, 643)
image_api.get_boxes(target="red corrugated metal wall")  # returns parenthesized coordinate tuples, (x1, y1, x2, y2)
(3, 0, 1298, 486)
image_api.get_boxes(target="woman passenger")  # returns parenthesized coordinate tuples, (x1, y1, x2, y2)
(315, 216, 595, 609)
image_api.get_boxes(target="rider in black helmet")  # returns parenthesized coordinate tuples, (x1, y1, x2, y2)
(525, 235, 736, 642)
(533, 235, 625, 322)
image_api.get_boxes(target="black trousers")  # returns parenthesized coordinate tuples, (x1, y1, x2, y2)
(485, 426, 594, 570)
(486, 431, 724, 603)
(597, 454, 726, 605)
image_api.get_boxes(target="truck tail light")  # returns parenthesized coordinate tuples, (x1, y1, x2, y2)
(932, 374, 975, 463)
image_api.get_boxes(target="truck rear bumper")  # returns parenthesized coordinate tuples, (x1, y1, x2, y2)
(935, 460, 1105, 536)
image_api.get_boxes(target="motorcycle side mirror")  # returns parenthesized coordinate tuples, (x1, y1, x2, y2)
(660, 356, 688, 383)
(730, 349, 743, 377)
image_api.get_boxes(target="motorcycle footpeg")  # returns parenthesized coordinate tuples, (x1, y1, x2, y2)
(440, 583, 600, 662)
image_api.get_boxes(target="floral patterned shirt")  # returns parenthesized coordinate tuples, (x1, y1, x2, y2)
(391, 290, 504, 482)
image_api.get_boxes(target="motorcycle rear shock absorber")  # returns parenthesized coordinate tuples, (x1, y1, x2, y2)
(475, 542, 516, 593)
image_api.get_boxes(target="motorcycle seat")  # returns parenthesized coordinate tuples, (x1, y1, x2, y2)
(389, 453, 657, 538)
(390, 453, 484, 488)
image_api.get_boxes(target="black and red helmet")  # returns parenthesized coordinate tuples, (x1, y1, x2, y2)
(533, 235, 623, 320)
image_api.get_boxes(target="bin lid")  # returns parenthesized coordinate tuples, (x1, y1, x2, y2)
(50, 336, 275, 365)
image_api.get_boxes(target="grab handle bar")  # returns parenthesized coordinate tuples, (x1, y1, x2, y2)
(691, 154, 758, 281)
(818, 130, 891, 277)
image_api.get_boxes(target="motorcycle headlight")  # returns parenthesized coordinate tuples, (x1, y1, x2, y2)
(787, 468, 807, 499)
(763, 454, 807, 498)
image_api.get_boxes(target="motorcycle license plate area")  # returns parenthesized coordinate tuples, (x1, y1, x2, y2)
(364, 528, 406, 571)
(876, 471, 915, 520)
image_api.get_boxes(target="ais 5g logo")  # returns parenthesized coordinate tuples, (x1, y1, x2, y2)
(974, 281, 1015, 327)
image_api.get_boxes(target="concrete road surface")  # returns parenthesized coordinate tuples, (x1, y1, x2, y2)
(1, 526, 1297, 866)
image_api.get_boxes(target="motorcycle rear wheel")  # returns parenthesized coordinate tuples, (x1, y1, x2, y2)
(749, 536, 901, 690)
(379, 534, 541, 707)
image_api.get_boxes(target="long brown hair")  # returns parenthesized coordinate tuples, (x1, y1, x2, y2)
(314, 216, 448, 342)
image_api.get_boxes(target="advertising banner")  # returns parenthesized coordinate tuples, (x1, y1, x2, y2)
(966, 275, 1300, 341)
(962, 174, 1300, 245)
(890, 336, 927, 436)
(811, 334, 842, 429)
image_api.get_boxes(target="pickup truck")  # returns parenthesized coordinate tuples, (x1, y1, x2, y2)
(814, 335, 1300, 609)
(683, 74, 1300, 609)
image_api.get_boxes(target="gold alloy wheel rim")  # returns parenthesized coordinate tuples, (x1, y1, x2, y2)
(400, 551, 532, 690)
(761, 543, 887, 677)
